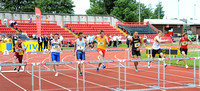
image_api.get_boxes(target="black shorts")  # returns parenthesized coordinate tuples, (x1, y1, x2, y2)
(152, 49, 162, 57)
(132, 50, 141, 56)
(180, 48, 188, 55)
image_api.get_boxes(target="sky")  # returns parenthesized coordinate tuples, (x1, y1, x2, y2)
(72, 0, 200, 20)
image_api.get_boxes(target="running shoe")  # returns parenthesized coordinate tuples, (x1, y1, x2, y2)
(14, 67, 17, 71)
(148, 62, 150, 68)
(80, 72, 83, 76)
(185, 65, 188, 68)
(136, 69, 138, 72)
(17, 68, 20, 73)
(55, 72, 58, 77)
(137, 62, 139, 65)
(102, 65, 106, 69)
(165, 64, 168, 68)
(96, 67, 99, 72)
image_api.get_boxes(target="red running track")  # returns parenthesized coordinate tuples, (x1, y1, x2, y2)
(0, 47, 200, 91)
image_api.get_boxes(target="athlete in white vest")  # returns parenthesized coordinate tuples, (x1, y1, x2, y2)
(50, 33, 62, 76)
(148, 30, 168, 68)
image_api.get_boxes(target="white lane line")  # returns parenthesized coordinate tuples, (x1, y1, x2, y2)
(26, 71, 71, 91)
(0, 73, 27, 91)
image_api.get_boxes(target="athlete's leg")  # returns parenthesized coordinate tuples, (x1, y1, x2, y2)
(98, 51, 103, 68)
(133, 55, 138, 70)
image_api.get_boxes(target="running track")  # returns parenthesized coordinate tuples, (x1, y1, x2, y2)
(0, 46, 200, 91)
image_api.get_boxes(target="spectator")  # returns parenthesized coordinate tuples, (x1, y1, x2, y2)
(46, 18, 49, 23)
(113, 34, 118, 47)
(108, 35, 113, 47)
(143, 34, 147, 46)
(86, 34, 90, 44)
(3, 18, 7, 26)
(38, 35, 43, 51)
(1, 36, 5, 42)
(29, 17, 32, 23)
(43, 35, 49, 49)
(49, 34, 54, 45)
(4, 35, 11, 42)
(32, 33, 37, 39)
(118, 34, 122, 45)
(126, 34, 131, 48)
(59, 34, 63, 44)
(12, 34, 18, 52)
(22, 31, 28, 38)
(89, 34, 95, 48)
(0, 36, 2, 42)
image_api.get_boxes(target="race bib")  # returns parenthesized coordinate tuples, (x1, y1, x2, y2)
(77, 45, 84, 50)
(135, 43, 140, 47)
(98, 42, 104, 45)
(16, 49, 21, 52)
(18, 51, 24, 55)
(181, 42, 188, 45)
(53, 44, 60, 49)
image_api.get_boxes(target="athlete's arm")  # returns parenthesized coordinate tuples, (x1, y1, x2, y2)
(21, 43, 25, 51)
(60, 40, 62, 50)
(156, 36, 167, 43)
(83, 39, 89, 52)
(50, 40, 53, 50)
(139, 37, 143, 48)
(74, 40, 77, 53)
(129, 37, 132, 50)
(188, 38, 192, 44)
(178, 38, 181, 48)
(105, 36, 109, 45)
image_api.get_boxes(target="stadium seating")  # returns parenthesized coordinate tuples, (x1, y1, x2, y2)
(0, 21, 20, 35)
(65, 23, 125, 37)
(118, 24, 157, 34)
(14, 22, 75, 39)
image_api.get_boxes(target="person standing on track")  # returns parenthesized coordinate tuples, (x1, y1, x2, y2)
(148, 30, 168, 68)
(177, 33, 192, 68)
(74, 32, 88, 76)
(50, 33, 62, 76)
(92, 30, 109, 72)
(129, 31, 142, 72)
(13, 37, 25, 72)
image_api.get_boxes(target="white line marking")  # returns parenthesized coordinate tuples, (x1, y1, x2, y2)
(0, 73, 27, 91)
(26, 71, 71, 91)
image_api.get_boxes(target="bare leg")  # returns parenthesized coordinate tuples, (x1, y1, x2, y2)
(13, 56, 17, 70)
(98, 51, 104, 68)
(133, 55, 137, 70)
(78, 59, 82, 72)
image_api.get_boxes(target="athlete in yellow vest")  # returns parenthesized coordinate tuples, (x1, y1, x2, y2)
(92, 30, 109, 72)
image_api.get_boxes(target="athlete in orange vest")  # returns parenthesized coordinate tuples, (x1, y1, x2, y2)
(92, 30, 109, 72)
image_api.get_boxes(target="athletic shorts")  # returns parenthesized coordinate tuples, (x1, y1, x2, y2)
(180, 48, 188, 55)
(152, 49, 162, 57)
(132, 50, 141, 56)
(51, 52, 60, 62)
(97, 48, 105, 57)
(14, 52, 23, 63)
(76, 50, 85, 60)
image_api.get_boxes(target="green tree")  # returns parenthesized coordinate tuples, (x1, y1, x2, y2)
(0, 0, 75, 14)
(152, 2, 164, 19)
(86, 0, 116, 15)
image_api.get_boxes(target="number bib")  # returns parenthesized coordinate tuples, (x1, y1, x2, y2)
(53, 44, 60, 50)
(98, 42, 104, 45)
(181, 41, 188, 45)
(135, 43, 140, 47)
(16, 49, 23, 55)
(77, 45, 84, 50)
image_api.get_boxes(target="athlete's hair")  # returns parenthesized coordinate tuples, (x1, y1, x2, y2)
(78, 32, 83, 36)
(182, 32, 187, 37)
(54, 33, 59, 36)
(134, 31, 138, 34)
(100, 30, 104, 34)
(157, 30, 162, 34)
(17, 37, 21, 39)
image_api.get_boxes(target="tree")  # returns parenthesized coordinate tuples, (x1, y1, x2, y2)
(86, 0, 116, 15)
(0, 0, 75, 14)
(152, 2, 164, 19)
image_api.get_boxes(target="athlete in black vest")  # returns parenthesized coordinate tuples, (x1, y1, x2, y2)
(129, 31, 142, 72)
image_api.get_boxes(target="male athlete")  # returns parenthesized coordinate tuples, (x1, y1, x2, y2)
(92, 30, 109, 72)
(148, 30, 168, 68)
(74, 32, 88, 76)
(177, 33, 192, 68)
(129, 31, 142, 72)
(13, 37, 25, 72)
(50, 33, 62, 76)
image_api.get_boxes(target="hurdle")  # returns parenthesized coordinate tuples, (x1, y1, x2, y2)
(0, 62, 35, 91)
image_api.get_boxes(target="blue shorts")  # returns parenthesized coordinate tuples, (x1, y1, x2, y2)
(76, 50, 85, 60)
(51, 52, 60, 62)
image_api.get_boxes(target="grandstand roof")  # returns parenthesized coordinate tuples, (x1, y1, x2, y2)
(187, 20, 200, 25)
(144, 19, 186, 25)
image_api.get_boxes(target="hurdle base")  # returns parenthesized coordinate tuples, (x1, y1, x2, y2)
(111, 88, 125, 91)
(149, 86, 162, 89)
(184, 83, 196, 87)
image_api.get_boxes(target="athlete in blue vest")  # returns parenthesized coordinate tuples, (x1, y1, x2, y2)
(50, 33, 62, 77)
(74, 32, 88, 76)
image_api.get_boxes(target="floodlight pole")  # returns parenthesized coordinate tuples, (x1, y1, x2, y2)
(139, 0, 141, 24)
(178, 0, 180, 20)
(194, 4, 196, 20)
(158, 0, 160, 19)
